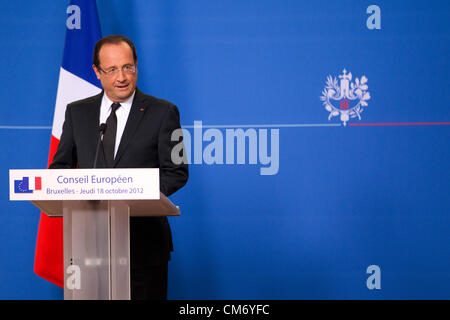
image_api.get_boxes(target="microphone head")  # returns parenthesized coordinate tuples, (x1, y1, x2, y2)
(99, 123, 107, 133)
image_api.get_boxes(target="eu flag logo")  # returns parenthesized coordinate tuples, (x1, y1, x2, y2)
(14, 177, 32, 193)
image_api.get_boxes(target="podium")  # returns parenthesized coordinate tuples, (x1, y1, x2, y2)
(9, 168, 180, 300)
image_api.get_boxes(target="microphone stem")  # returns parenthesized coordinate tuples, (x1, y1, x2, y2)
(93, 124, 106, 168)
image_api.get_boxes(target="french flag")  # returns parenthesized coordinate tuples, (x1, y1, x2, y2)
(34, 0, 102, 288)
(28, 176, 42, 191)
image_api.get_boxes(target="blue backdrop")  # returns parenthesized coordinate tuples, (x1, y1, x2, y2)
(0, 0, 449, 299)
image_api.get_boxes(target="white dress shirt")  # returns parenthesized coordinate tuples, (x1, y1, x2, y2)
(99, 91, 135, 157)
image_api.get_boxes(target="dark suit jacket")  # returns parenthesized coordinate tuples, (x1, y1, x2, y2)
(50, 88, 188, 267)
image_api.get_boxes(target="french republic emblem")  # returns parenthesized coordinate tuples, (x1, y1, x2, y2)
(320, 69, 371, 126)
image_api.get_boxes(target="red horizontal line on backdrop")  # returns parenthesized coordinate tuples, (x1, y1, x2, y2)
(349, 122, 450, 126)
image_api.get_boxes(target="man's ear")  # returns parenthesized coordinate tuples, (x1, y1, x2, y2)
(92, 65, 101, 79)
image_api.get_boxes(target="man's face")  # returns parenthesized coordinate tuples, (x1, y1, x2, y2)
(93, 42, 138, 102)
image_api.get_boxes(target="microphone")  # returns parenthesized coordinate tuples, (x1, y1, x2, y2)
(93, 123, 107, 168)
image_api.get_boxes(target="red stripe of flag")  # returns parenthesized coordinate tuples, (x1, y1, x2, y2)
(35, 177, 42, 190)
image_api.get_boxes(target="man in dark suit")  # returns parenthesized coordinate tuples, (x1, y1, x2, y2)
(50, 35, 188, 300)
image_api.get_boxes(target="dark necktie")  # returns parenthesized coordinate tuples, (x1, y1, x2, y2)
(103, 102, 121, 167)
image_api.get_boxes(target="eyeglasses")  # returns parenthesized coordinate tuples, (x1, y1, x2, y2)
(98, 65, 136, 77)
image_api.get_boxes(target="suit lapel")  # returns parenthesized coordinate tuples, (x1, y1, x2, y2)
(114, 89, 148, 166)
(86, 92, 104, 167)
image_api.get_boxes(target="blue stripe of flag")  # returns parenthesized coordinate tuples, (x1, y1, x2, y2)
(61, 0, 102, 87)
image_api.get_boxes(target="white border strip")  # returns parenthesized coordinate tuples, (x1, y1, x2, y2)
(183, 123, 341, 128)
(0, 126, 52, 130)
(1, 123, 341, 130)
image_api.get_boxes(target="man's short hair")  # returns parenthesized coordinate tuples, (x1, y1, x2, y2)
(93, 35, 138, 68)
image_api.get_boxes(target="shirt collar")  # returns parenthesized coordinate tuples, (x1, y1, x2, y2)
(102, 90, 136, 112)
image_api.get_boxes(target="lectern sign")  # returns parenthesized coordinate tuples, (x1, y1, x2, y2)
(10, 167, 179, 300)
(9, 168, 160, 201)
